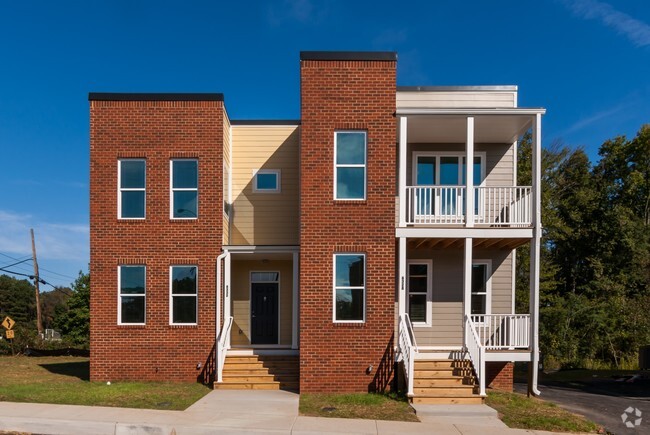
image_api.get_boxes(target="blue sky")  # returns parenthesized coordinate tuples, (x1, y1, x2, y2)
(0, 0, 649, 288)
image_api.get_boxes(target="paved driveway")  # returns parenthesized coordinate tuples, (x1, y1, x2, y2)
(515, 378, 650, 435)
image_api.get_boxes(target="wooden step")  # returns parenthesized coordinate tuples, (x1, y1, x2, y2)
(214, 381, 299, 390)
(222, 362, 298, 370)
(225, 356, 299, 363)
(412, 396, 484, 405)
(414, 360, 471, 370)
(414, 377, 473, 387)
(414, 386, 478, 397)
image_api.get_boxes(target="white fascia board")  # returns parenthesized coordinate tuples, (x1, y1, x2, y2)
(395, 228, 533, 239)
(396, 108, 546, 116)
(485, 352, 532, 362)
(222, 245, 300, 253)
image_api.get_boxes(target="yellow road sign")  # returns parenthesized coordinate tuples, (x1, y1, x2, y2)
(2, 316, 15, 330)
(5, 329, 14, 339)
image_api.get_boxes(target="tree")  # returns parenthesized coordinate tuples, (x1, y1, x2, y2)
(54, 271, 90, 346)
(0, 275, 37, 327)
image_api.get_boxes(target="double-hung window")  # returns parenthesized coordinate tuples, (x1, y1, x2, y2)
(407, 260, 432, 325)
(118, 265, 145, 324)
(471, 261, 491, 315)
(171, 159, 198, 218)
(170, 266, 198, 324)
(118, 160, 145, 219)
(335, 132, 366, 200)
(333, 254, 365, 322)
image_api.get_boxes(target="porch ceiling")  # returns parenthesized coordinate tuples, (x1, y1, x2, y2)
(408, 237, 530, 250)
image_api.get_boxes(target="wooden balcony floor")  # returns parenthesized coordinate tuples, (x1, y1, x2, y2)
(408, 237, 530, 250)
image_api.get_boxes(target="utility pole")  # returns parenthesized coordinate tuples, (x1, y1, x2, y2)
(31, 229, 44, 336)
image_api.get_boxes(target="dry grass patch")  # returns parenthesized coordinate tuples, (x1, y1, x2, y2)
(486, 390, 601, 433)
(0, 356, 210, 410)
(300, 392, 419, 422)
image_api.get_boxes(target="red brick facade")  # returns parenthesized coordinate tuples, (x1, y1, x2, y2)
(485, 362, 514, 391)
(89, 98, 223, 382)
(299, 57, 397, 392)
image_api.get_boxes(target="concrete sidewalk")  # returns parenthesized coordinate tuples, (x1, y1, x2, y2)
(0, 390, 578, 434)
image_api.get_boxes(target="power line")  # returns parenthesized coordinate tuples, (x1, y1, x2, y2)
(37, 266, 77, 281)
(0, 267, 73, 296)
(0, 258, 32, 269)
(1, 251, 77, 283)
(0, 267, 34, 279)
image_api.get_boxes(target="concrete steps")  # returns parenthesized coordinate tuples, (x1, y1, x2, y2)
(214, 355, 299, 392)
(411, 359, 483, 405)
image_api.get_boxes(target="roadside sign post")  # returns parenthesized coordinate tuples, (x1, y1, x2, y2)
(2, 316, 16, 355)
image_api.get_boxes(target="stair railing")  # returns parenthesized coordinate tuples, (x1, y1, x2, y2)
(398, 313, 418, 397)
(465, 314, 486, 396)
(216, 316, 233, 383)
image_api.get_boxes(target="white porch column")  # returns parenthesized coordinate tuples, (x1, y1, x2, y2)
(529, 113, 542, 395)
(292, 252, 299, 350)
(462, 237, 473, 341)
(465, 117, 475, 227)
(399, 116, 408, 227)
(224, 252, 232, 349)
(398, 237, 407, 317)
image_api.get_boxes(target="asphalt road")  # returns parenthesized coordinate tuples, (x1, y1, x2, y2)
(514, 378, 650, 435)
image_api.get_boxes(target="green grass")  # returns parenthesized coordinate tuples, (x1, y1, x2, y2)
(486, 390, 600, 433)
(300, 392, 419, 422)
(0, 356, 210, 410)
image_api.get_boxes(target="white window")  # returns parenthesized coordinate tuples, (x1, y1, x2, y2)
(471, 260, 492, 315)
(170, 266, 198, 324)
(253, 169, 281, 193)
(335, 131, 366, 200)
(407, 260, 432, 326)
(333, 253, 365, 322)
(171, 159, 198, 219)
(118, 265, 145, 324)
(118, 159, 145, 219)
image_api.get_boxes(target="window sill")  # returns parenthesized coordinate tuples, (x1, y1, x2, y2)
(333, 322, 365, 328)
(169, 324, 198, 328)
(117, 324, 146, 329)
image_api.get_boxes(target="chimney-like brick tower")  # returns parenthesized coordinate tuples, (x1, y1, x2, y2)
(299, 52, 397, 392)
(89, 93, 223, 382)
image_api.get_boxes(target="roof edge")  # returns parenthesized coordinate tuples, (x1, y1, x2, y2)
(398, 86, 517, 92)
(300, 51, 397, 61)
(231, 120, 301, 126)
(88, 93, 224, 102)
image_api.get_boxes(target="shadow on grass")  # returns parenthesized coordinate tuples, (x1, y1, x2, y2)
(39, 361, 90, 381)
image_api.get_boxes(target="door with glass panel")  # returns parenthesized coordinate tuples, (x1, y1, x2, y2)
(407, 261, 431, 325)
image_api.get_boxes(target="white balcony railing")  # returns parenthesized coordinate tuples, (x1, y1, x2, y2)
(470, 314, 530, 350)
(398, 313, 418, 397)
(404, 186, 531, 227)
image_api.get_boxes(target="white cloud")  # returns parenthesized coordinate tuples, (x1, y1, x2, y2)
(0, 210, 89, 262)
(562, 0, 650, 47)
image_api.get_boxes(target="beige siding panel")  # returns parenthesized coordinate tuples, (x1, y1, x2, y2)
(231, 126, 299, 246)
(397, 91, 517, 109)
(229, 260, 293, 346)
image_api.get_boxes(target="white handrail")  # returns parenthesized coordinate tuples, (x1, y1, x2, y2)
(216, 316, 233, 383)
(470, 314, 530, 349)
(465, 315, 486, 396)
(398, 313, 418, 397)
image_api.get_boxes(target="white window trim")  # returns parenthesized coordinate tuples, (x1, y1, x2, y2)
(252, 169, 281, 193)
(411, 152, 487, 186)
(117, 265, 146, 325)
(332, 253, 366, 323)
(169, 265, 198, 325)
(407, 259, 433, 327)
(472, 259, 492, 316)
(118, 159, 146, 220)
(170, 159, 199, 220)
(249, 271, 281, 345)
(334, 131, 367, 201)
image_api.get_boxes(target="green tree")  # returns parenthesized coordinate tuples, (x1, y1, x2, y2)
(54, 271, 89, 346)
(0, 275, 37, 327)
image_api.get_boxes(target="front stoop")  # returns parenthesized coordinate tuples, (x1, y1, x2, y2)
(214, 355, 299, 392)
(411, 359, 483, 404)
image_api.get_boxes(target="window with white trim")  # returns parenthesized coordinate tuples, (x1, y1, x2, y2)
(335, 131, 366, 200)
(253, 169, 280, 193)
(118, 265, 145, 324)
(407, 260, 432, 325)
(471, 261, 491, 315)
(170, 266, 198, 324)
(333, 254, 365, 322)
(118, 159, 145, 219)
(171, 159, 198, 218)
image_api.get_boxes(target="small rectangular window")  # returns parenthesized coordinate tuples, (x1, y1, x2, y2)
(119, 160, 145, 219)
(333, 254, 365, 322)
(253, 169, 280, 193)
(171, 160, 198, 218)
(119, 265, 145, 324)
(170, 266, 198, 324)
(471, 262, 491, 315)
(335, 132, 366, 200)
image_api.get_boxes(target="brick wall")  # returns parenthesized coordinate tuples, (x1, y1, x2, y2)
(485, 361, 514, 391)
(299, 56, 397, 392)
(89, 98, 223, 382)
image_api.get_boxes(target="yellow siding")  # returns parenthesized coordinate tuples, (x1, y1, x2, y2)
(231, 126, 300, 245)
(397, 90, 517, 109)
(230, 260, 293, 346)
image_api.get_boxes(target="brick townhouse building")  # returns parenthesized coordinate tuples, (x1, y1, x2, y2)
(89, 51, 544, 404)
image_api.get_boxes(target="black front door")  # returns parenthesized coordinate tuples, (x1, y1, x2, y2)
(251, 282, 279, 344)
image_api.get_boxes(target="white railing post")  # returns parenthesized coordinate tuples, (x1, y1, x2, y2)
(479, 347, 486, 396)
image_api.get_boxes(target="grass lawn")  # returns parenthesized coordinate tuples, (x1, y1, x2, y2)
(300, 392, 419, 422)
(0, 356, 210, 410)
(486, 390, 601, 433)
